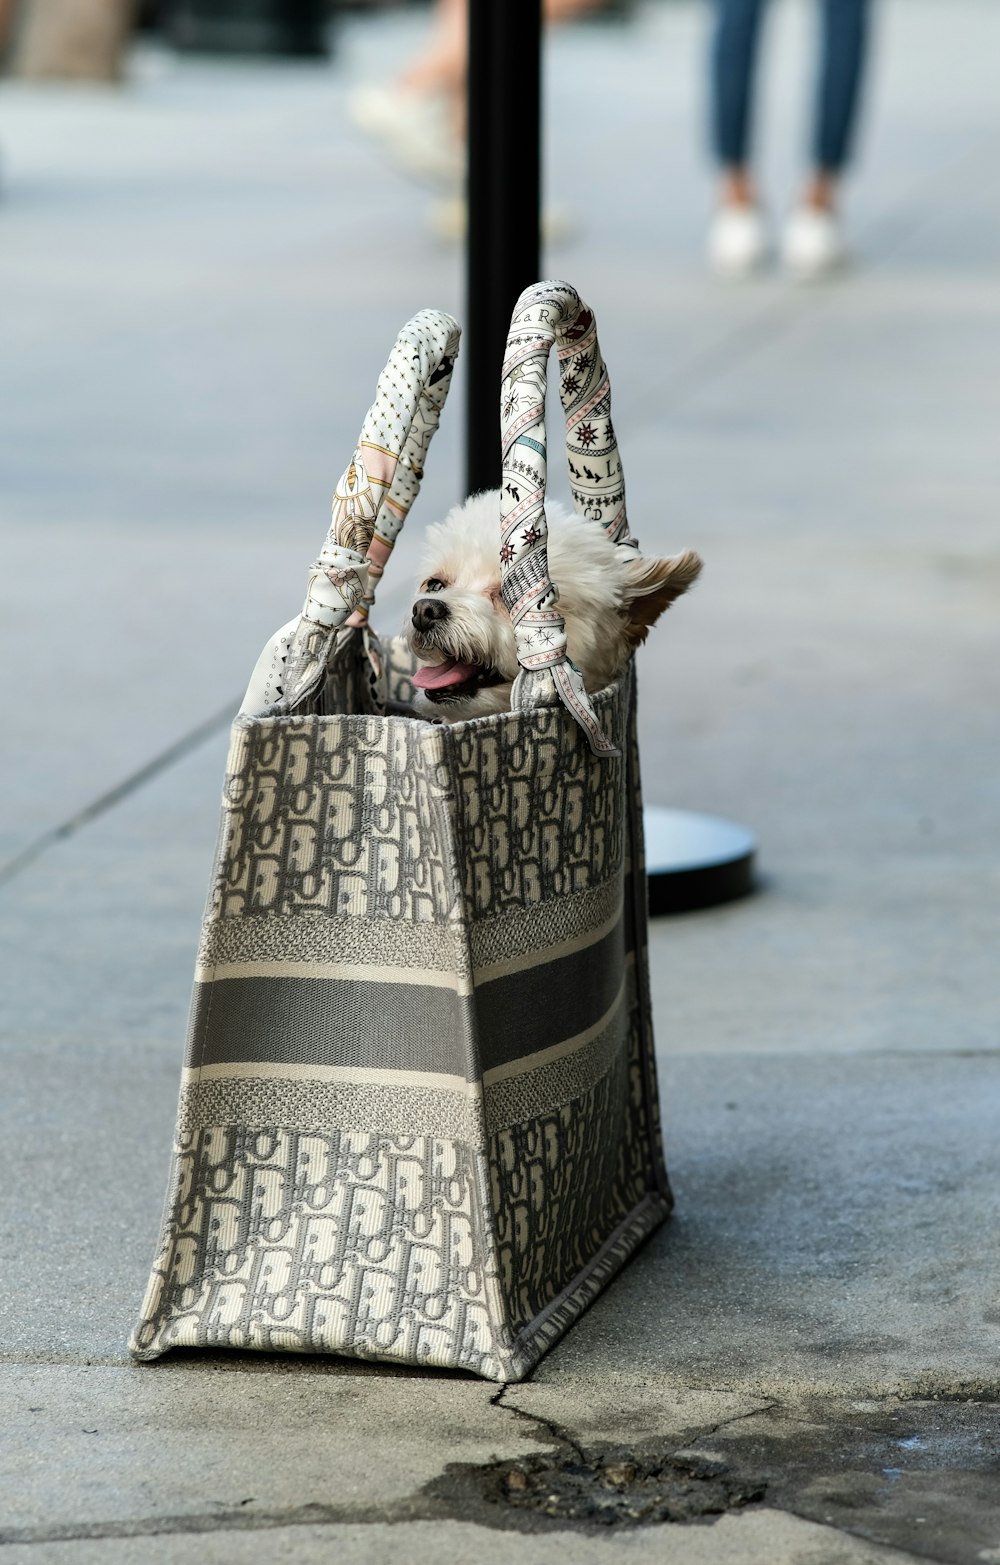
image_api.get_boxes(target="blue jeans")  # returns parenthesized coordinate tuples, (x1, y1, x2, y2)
(711, 0, 870, 174)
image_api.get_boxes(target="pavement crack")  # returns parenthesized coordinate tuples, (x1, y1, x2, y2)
(0, 1500, 434, 1546)
(491, 1384, 587, 1464)
(0, 698, 238, 888)
(701, 1399, 780, 1440)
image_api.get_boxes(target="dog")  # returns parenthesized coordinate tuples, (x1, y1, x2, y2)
(406, 490, 702, 721)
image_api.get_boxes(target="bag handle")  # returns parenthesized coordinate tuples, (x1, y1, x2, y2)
(241, 308, 460, 715)
(500, 280, 634, 757)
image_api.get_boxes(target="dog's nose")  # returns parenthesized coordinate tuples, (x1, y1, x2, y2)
(412, 597, 449, 632)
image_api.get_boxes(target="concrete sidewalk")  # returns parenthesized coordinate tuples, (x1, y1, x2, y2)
(1, 1, 999, 1560)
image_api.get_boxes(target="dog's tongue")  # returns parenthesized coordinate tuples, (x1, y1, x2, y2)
(412, 657, 479, 691)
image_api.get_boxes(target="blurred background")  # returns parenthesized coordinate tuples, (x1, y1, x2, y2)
(0, 0, 997, 1046)
(1, 0, 999, 1440)
(0, 0, 995, 1051)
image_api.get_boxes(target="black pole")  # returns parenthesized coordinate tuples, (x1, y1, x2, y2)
(465, 0, 542, 496)
(463, 0, 755, 914)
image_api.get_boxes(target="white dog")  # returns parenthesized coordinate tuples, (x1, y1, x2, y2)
(406, 491, 702, 721)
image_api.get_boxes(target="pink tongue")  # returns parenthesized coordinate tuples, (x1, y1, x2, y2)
(412, 657, 479, 691)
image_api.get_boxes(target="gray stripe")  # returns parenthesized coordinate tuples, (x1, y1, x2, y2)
(188, 978, 476, 1077)
(484, 988, 633, 1133)
(476, 914, 626, 1070)
(189, 910, 625, 1079)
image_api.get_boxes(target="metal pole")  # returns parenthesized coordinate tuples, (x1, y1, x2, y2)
(462, 0, 757, 915)
(465, 0, 542, 496)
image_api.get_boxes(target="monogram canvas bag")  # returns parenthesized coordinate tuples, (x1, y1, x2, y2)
(131, 282, 672, 1382)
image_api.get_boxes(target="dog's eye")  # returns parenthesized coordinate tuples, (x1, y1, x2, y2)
(424, 578, 446, 593)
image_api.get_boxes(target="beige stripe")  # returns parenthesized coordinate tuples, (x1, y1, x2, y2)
(482, 966, 630, 1088)
(473, 895, 623, 986)
(196, 906, 620, 993)
(194, 960, 473, 996)
(182, 1060, 478, 1096)
(178, 1073, 486, 1143)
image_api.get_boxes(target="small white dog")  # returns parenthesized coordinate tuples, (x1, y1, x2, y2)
(406, 491, 702, 721)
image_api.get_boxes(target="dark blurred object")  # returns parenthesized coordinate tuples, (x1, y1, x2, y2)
(164, 0, 329, 55)
(328, 0, 425, 8)
(134, 0, 167, 29)
(11, 0, 132, 79)
(465, 0, 541, 495)
(644, 808, 757, 916)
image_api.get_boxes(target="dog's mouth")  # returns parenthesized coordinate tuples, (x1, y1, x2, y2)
(411, 656, 505, 705)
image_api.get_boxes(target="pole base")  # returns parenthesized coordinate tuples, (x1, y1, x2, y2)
(644, 807, 757, 916)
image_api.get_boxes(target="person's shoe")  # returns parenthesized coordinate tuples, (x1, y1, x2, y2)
(348, 84, 462, 188)
(781, 205, 848, 279)
(707, 203, 770, 277)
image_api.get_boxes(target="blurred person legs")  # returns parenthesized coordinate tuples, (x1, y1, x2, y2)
(350, 0, 604, 201)
(783, 0, 869, 277)
(707, 0, 870, 278)
(350, 0, 466, 186)
(707, 0, 771, 275)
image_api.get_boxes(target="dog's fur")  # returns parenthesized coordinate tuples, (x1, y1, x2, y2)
(406, 490, 702, 722)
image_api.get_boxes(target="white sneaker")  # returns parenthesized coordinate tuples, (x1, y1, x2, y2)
(781, 206, 847, 279)
(348, 84, 462, 188)
(707, 204, 770, 277)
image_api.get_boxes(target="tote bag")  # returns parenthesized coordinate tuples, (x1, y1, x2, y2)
(131, 282, 672, 1382)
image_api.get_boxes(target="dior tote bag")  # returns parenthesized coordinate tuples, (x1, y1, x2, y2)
(130, 282, 672, 1382)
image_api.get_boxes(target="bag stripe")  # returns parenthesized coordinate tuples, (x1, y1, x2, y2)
(194, 960, 474, 996)
(182, 1060, 475, 1093)
(188, 976, 474, 1078)
(477, 915, 625, 1071)
(482, 971, 628, 1089)
(188, 910, 625, 1081)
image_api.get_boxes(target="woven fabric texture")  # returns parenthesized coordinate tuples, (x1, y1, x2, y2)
(131, 286, 672, 1381)
(130, 643, 670, 1380)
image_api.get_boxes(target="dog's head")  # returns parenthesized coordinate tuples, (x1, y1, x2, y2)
(406, 491, 701, 721)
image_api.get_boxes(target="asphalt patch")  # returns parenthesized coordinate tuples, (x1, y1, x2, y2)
(426, 1439, 766, 1531)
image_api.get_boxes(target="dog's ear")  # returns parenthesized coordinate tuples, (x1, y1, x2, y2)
(619, 551, 703, 646)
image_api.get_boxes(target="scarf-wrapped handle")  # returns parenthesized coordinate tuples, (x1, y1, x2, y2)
(241, 308, 460, 715)
(500, 280, 635, 757)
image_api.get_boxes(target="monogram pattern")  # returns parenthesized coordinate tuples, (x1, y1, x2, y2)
(133, 1000, 665, 1379)
(133, 286, 672, 1382)
(451, 688, 625, 913)
(133, 667, 669, 1380)
(131, 1130, 506, 1375)
(210, 705, 459, 924)
(492, 1022, 653, 1337)
(214, 642, 625, 929)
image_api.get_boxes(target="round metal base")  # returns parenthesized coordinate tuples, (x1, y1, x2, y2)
(644, 807, 757, 916)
